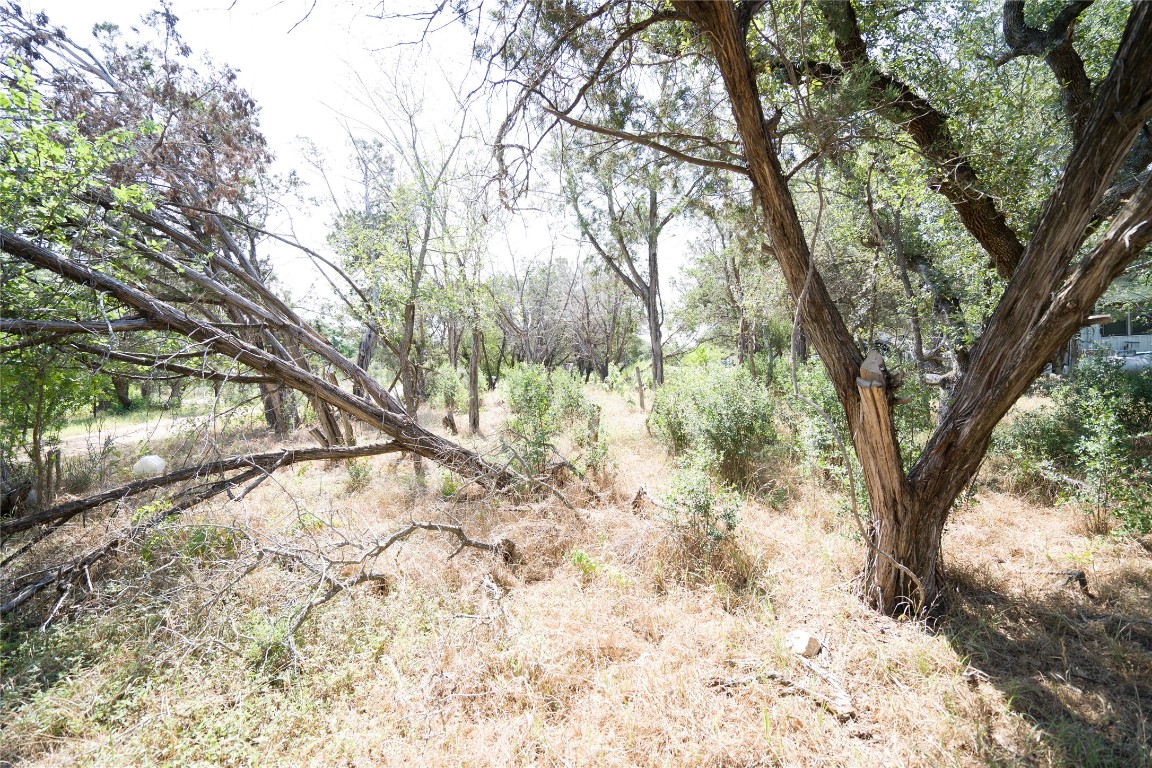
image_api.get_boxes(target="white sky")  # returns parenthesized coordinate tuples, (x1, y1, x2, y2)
(27, 0, 693, 312)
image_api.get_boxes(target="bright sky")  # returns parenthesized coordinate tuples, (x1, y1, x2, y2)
(27, 1, 692, 312)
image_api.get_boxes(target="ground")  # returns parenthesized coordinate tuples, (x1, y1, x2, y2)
(2, 384, 1150, 767)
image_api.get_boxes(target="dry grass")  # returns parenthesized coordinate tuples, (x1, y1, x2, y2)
(3, 387, 1150, 767)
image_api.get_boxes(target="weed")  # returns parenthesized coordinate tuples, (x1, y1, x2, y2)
(345, 458, 372, 493)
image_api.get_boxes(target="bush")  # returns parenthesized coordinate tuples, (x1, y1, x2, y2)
(428, 363, 467, 412)
(502, 364, 557, 475)
(502, 364, 600, 477)
(650, 363, 775, 484)
(664, 456, 741, 542)
(992, 357, 1152, 533)
(775, 357, 846, 480)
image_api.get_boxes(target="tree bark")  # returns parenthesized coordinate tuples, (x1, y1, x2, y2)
(647, 186, 665, 385)
(813, 0, 1026, 278)
(260, 382, 287, 435)
(111, 376, 132, 409)
(469, 327, 481, 434)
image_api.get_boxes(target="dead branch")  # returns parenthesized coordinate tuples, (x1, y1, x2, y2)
(709, 658, 856, 722)
(0, 229, 517, 486)
(1, 442, 404, 537)
(1, 467, 264, 615)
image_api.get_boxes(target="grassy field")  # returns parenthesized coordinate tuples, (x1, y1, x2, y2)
(2, 386, 1150, 767)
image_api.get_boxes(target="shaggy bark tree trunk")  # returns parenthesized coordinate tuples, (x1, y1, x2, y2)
(675, 0, 1152, 615)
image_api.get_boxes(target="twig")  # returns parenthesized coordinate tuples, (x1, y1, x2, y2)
(2, 442, 403, 537)
(708, 659, 857, 722)
(1, 469, 263, 615)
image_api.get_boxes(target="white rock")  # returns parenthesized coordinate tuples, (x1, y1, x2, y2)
(132, 455, 167, 478)
(785, 629, 823, 658)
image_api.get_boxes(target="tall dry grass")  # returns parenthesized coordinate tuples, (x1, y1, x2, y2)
(3, 387, 1149, 767)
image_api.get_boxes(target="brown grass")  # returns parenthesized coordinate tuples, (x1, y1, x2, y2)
(2, 387, 1150, 767)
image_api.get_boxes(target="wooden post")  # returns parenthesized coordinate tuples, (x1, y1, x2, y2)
(636, 367, 646, 411)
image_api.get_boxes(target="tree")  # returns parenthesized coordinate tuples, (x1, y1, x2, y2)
(483, 0, 1152, 615)
(1, 9, 517, 496)
(570, 263, 641, 381)
(491, 247, 578, 368)
(562, 144, 704, 384)
(677, 184, 789, 379)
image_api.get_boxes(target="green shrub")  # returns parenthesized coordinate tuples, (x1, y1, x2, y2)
(650, 363, 775, 484)
(428, 362, 467, 412)
(345, 459, 371, 493)
(664, 456, 742, 543)
(502, 364, 599, 477)
(992, 357, 1152, 533)
(502, 364, 557, 475)
(775, 357, 846, 481)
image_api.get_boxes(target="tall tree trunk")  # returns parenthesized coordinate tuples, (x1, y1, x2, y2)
(647, 186, 665, 385)
(260, 382, 286, 435)
(675, 0, 1152, 616)
(791, 329, 808, 364)
(353, 327, 378, 398)
(111, 376, 132, 409)
(398, 301, 425, 481)
(447, 324, 462, 369)
(469, 328, 481, 434)
(678, 1, 923, 612)
(647, 305, 664, 386)
(167, 378, 183, 409)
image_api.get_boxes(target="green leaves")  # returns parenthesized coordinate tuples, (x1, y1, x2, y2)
(650, 362, 776, 485)
(1, 61, 150, 243)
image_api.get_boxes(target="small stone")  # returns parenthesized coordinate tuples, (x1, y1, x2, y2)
(785, 629, 822, 658)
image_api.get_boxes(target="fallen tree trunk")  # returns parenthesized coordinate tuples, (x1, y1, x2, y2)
(0, 442, 406, 537)
(0, 230, 517, 487)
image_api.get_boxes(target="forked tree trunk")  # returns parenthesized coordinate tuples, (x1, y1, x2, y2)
(854, 351, 945, 614)
(676, 0, 1152, 615)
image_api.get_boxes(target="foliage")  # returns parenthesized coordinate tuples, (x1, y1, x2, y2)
(501, 363, 601, 477)
(0, 63, 149, 241)
(502, 363, 557, 475)
(428, 362, 467, 411)
(650, 362, 775, 484)
(0, 348, 93, 476)
(993, 358, 1152, 533)
(344, 459, 372, 494)
(780, 356, 935, 477)
(663, 456, 742, 544)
